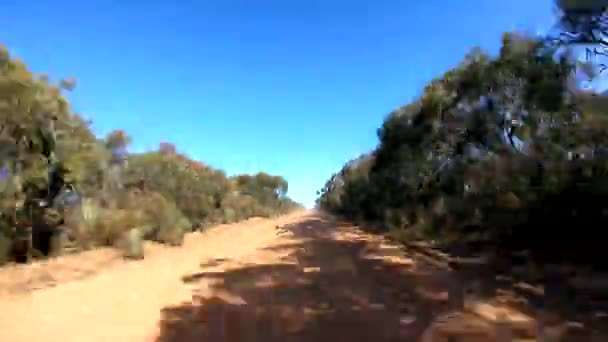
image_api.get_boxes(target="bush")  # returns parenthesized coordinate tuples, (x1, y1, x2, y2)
(0, 232, 12, 265)
(119, 227, 144, 260)
(130, 191, 190, 244)
(71, 198, 100, 250)
(93, 208, 148, 247)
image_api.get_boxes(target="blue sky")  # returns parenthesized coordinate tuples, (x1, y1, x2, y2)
(2, 0, 556, 207)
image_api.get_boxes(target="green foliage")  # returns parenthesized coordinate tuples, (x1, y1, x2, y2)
(0, 43, 302, 264)
(131, 191, 189, 246)
(91, 208, 147, 247)
(317, 31, 608, 265)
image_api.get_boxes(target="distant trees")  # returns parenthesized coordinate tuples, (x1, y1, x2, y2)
(158, 142, 177, 154)
(235, 172, 288, 201)
(103, 130, 130, 192)
(0, 44, 301, 264)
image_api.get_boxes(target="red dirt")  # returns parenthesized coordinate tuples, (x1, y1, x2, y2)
(0, 210, 600, 341)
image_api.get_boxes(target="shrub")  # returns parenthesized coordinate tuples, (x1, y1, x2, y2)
(119, 227, 144, 260)
(131, 191, 190, 245)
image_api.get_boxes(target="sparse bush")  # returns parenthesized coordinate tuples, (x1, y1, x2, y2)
(0, 232, 12, 265)
(220, 193, 258, 222)
(92, 208, 147, 247)
(48, 230, 69, 256)
(221, 207, 238, 223)
(129, 191, 189, 245)
(119, 227, 144, 260)
(71, 198, 100, 250)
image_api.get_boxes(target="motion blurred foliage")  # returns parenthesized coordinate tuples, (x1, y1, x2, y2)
(0, 44, 301, 264)
(317, 29, 608, 265)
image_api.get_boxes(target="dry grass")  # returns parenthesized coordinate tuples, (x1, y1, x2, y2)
(0, 247, 122, 296)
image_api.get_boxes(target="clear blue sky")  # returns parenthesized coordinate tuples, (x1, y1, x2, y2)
(2, 1, 555, 207)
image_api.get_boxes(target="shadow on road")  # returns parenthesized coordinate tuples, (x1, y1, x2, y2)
(400, 233, 608, 341)
(153, 213, 608, 341)
(154, 214, 461, 342)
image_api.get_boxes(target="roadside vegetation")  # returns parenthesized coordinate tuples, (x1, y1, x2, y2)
(316, 2, 608, 268)
(0, 45, 301, 264)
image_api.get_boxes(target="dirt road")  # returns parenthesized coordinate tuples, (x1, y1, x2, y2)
(0, 210, 563, 341)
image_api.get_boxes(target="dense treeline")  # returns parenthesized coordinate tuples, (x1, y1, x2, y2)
(316, 30, 608, 265)
(0, 45, 301, 263)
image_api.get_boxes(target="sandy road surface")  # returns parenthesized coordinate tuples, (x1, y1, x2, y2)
(0, 211, 308, 342)
(0, 210, 575, 342)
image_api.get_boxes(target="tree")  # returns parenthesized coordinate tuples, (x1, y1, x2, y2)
(105, 129, 131, 152)
(158, 142, 176, 154)
(548, 0, 608, 81)
(316, 27, 608, 264)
